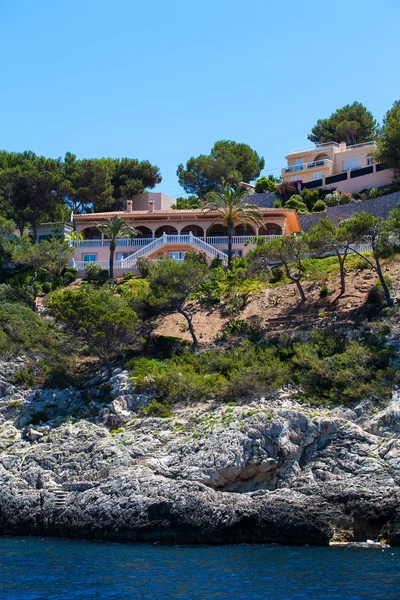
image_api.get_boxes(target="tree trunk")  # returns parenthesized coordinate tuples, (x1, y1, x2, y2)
(178, 308, 198, 348)
(109, 243, 115, 279)
(32, 224, 38, 242)
(337, 250, 346, 296)
(103, 356, 113, 379)
(227, 223, 233, 270)
(283, 262, 306, 302)
(373, 251, 393, 307)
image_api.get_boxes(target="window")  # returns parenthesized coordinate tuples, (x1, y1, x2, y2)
(83, 254, 97, 262)
(169, 251, 186, 262)
(313, 171, 323, 181)
(116, 252, 131, 261)
(366, 156, 374, 166)
(342, 157, 361, 171)
(291, 176, 301, 182)
(295, 159, 304, 171)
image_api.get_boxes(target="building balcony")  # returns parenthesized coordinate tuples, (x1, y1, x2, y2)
(282, 158, 333, 176)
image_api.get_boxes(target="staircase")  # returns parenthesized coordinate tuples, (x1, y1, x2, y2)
(48, 486, 68, 508)
(120, 233, 228, 266)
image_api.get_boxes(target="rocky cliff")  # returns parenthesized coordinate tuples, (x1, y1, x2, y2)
(0, 361, 399, 545)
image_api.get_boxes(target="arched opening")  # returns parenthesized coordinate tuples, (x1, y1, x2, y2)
(207, 224, 227, 237)
(180, 224, 204, 237)
(234, 224, 256, 236)
(155, 225, 178, 238)
(260, 223, 283, 236)
(80, 226, 101, 240)
(135, 226, 153, 238)
(314, 153, 329, 163)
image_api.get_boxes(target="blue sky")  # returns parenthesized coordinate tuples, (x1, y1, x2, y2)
(1, 0, 399, 198)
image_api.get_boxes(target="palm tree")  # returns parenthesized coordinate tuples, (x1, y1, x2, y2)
(95, 216, 138, 279)
(202, 186, 263, 269)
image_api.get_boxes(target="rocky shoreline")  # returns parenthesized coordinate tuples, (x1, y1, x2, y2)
(0, 361, 400, 545)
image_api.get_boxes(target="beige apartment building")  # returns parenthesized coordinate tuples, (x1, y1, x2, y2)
(281, 141, 393, 193)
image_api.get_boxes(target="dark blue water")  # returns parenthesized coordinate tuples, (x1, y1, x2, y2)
(0, 538, 399, 600)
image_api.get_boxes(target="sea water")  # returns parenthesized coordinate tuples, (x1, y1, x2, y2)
(0, 537, 398, 599)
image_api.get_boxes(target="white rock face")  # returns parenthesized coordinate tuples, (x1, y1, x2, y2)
(0, 361, 399, 545)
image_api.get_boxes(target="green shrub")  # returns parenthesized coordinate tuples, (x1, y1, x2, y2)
(123, 272, 133, 281)
(254, 176, 277, 193)
(312, 199, 327, 213)
(85, 262, 109, 283)
(302, 188, 320, 211)
(284, 195, 308, 213)
(269, 266, 285, 284)
(369, 187, 379, 199)
(141, 400, 172, 418)
(184, 249, 208, 266)
(367, 277, 392, 305)
(136, 257, 152, 278)
(210, 256, 223, 269)
(319, 284, 329, 297)
(30, 410, 49, 425)
(42, 282, 52, 294)
(324, 191, 342, 207)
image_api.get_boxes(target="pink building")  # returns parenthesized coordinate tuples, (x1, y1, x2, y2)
(71, 194, 301, 275)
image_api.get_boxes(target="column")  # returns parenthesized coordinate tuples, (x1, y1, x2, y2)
(101, 233, 104, 247)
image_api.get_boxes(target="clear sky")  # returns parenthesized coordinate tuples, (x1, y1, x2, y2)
(1, 0, 399, 198)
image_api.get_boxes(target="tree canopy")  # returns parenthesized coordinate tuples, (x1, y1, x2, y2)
(177, 140, 265, 198)
(49, 286, 139, 378)
(308, 102, 377, 146)
(375, 100, 400, 178)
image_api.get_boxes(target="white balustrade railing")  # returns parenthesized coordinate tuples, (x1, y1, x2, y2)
(73, 238, 152, 248)
(206, 235, 280, 244)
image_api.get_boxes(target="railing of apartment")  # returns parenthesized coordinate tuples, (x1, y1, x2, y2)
(205, 235, 280, 244)
(287, 140, 375, 156)
(72, 238, 152, 247)
(73, 235, 280, 248)
(285, 159, 332, 173)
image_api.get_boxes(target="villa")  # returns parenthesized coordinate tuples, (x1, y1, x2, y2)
(70, 192, 301, 275)
(281, 141, 393, 193)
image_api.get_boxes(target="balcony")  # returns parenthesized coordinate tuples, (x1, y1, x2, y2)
(284, 158, 332, 174)
(287, 142, 340, 156)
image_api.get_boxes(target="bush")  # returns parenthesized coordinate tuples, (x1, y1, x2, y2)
(369, 187, 379, 199)
(324, 191, 342, 206)
(254, 176, 276, 194)
(42, 282, 52, 294)
(312, 199, 327, 213)
(141, 400, 172, 418)
(339, 192, 353, 205)
(367, 277, 392, 305)
(319, 284, 329, 297)
(85, 262, 105, 282)
(284, 195, 308, 214)
(128, 331, 395, 406)
(184, 249, 208, 266)
(210, 256, 223, 269)
(136, 257, 152, 278)
(275, 182, 298, 202)
(63, 268, 77, 285)
(302, 188, 320, 211)
(269, 266, 285, 284)
(123, 272, 133, 281)
(272, 199, 283, 208)
(30, 410, 49, 426)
